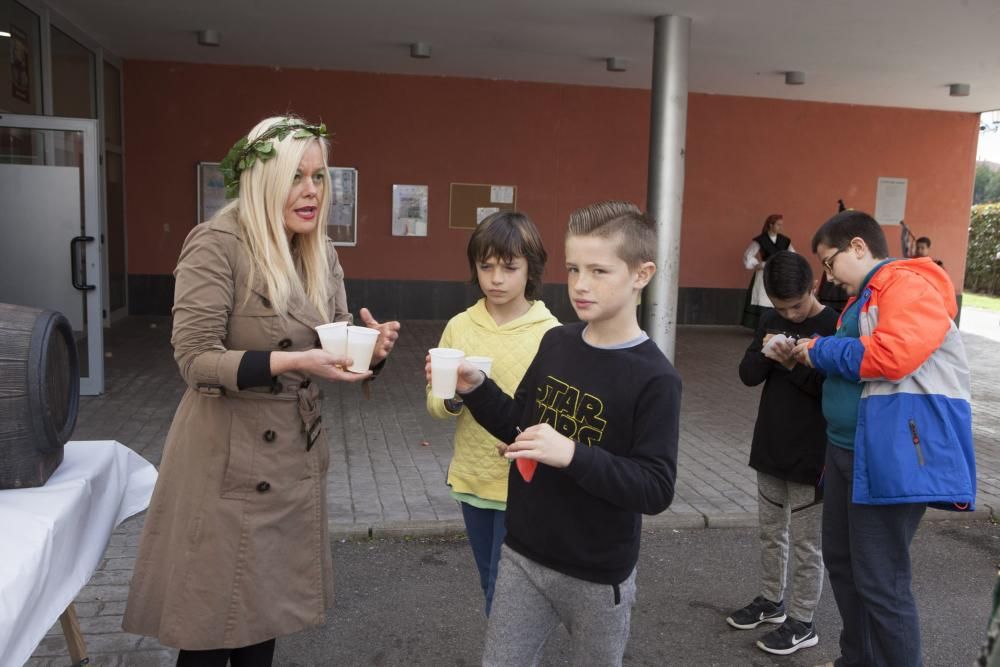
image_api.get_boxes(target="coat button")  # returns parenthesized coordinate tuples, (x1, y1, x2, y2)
(263, 429, 276, 442)
(278, 338, 292, 349)
(256, 481, 271, 493)
(261, 296, 271, 308)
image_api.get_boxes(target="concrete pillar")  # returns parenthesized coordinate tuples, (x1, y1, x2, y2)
(643, 14, 690, 363)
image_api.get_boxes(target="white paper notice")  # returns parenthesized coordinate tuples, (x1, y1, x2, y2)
(391, 184, 429, 237)
(874, 177, 907, 226)
(490, 186, 514, 204)
(476, 207, 500, 224)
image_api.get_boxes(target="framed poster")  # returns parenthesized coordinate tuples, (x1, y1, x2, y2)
(391, 184, 428, 236)
(328, 166, 357, 246)
(10, 26, 31, 103)
(197, 162, 231, 223)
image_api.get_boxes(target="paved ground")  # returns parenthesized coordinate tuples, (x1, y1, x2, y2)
(961, 305, 1000, 343)
(26, 310, 1000, 666)
(267, 520, 999, 666)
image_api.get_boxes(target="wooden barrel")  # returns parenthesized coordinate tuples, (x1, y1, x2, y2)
(0, 303, 80, 489)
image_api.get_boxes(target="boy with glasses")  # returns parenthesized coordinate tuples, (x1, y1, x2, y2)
(792, 210, 976, 667)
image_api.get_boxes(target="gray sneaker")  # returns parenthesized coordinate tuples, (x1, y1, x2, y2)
(726, 595, 786, 630)
(757, 617, 819, 655)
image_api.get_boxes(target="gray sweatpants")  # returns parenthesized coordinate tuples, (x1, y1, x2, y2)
(757, 471, 824, 622)
(482, 545, 637, 667)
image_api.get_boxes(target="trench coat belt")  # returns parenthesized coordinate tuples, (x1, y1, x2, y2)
(234, 383, 323, 450)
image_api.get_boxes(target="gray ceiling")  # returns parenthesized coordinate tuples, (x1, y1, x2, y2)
(47, 0, 1000, 113)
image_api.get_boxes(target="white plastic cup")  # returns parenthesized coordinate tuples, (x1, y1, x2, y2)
(315, 322, 348, 357)
(429, 347, 465, 398)
(466, 356, 493, 378)
(346, 325, 380, 373)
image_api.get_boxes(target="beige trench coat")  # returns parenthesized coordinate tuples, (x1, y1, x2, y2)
(123, 212, 351, 649)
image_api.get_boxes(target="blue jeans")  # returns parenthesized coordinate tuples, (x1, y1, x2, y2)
(823, 444, 926, 667)
(461, 502, 506, 616)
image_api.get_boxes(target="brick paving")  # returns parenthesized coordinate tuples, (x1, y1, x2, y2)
(25, 315, 1000, 665)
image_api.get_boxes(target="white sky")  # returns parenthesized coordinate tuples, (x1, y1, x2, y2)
(977, 111, 1000, 164)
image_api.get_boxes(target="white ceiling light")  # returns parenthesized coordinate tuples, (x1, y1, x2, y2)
(784, 71, 805, 85)
(197, 29, 221, 47)
(949, 83, 971, 97)
(410, 42, 431, 59)
(606, 57, 627, 72)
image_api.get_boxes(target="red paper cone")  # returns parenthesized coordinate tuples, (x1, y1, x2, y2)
(516, 459, 537, 483)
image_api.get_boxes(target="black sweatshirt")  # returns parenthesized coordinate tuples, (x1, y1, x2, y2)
(461, 323, 681, 585)
(739, 307, 838, 484)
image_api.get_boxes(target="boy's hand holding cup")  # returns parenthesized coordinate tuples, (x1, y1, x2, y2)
(465, 356, 493, 378)
(424, 350, 488, 398)
(762, 333, 796, 369)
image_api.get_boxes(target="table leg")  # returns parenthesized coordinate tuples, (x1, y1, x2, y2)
(58, 603, 90, 666)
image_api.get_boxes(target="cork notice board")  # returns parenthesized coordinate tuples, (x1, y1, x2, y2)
(448, 183, 517, 230)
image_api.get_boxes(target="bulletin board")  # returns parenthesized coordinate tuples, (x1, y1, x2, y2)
(448, 183, 517, 230)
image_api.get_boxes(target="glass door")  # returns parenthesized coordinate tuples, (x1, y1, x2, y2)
(0, 113, 104, 394)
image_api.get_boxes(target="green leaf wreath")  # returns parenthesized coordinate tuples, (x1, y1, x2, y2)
(219, 120, 329, 198)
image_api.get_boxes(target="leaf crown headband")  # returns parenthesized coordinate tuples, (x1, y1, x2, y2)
(220, 120, 329, 198)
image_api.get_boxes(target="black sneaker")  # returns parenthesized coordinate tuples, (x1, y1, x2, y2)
(726, 596, 786, 629)
(756, 617, 819, 655)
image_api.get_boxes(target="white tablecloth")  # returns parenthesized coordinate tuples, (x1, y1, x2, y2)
(0, 440, 157, 667)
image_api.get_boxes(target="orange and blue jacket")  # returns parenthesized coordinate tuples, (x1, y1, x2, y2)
(806, 257, 976, 510)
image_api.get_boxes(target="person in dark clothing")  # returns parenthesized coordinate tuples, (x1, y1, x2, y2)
(817, 202, 851, 313)
(427, 201, 681, 667)
(816, 273, 849, 314)
(914, 235, 945, 267)
(741, 213, 795, 329)
(727, 251, 838, 656)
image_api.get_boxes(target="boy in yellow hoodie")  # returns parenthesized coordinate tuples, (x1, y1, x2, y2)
(427, 211, 558, 615)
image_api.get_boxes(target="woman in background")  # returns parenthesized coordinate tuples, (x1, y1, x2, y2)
(741, 213, 794, 329)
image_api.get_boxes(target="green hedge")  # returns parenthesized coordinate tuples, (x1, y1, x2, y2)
(965, 204, 1000, 295)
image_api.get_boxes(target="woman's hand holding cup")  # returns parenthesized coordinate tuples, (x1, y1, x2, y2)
(270, 349, 371, 382)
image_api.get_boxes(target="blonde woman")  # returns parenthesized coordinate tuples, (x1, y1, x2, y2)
(123, 116, 400, 666)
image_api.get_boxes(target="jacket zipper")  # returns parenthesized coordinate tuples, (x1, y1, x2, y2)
(908, 419, 925, 466)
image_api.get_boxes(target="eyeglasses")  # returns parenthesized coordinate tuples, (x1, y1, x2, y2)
(821, 248, 846, 272)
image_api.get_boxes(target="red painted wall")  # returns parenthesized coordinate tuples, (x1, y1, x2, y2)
(123, 60, 979, 289)
(683, 95, 979, 287)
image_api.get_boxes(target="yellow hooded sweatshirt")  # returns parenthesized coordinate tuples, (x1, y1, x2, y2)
(427, 298, 559, 506)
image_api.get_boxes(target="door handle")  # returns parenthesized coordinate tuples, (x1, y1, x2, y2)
(70, 236, 96, 291)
